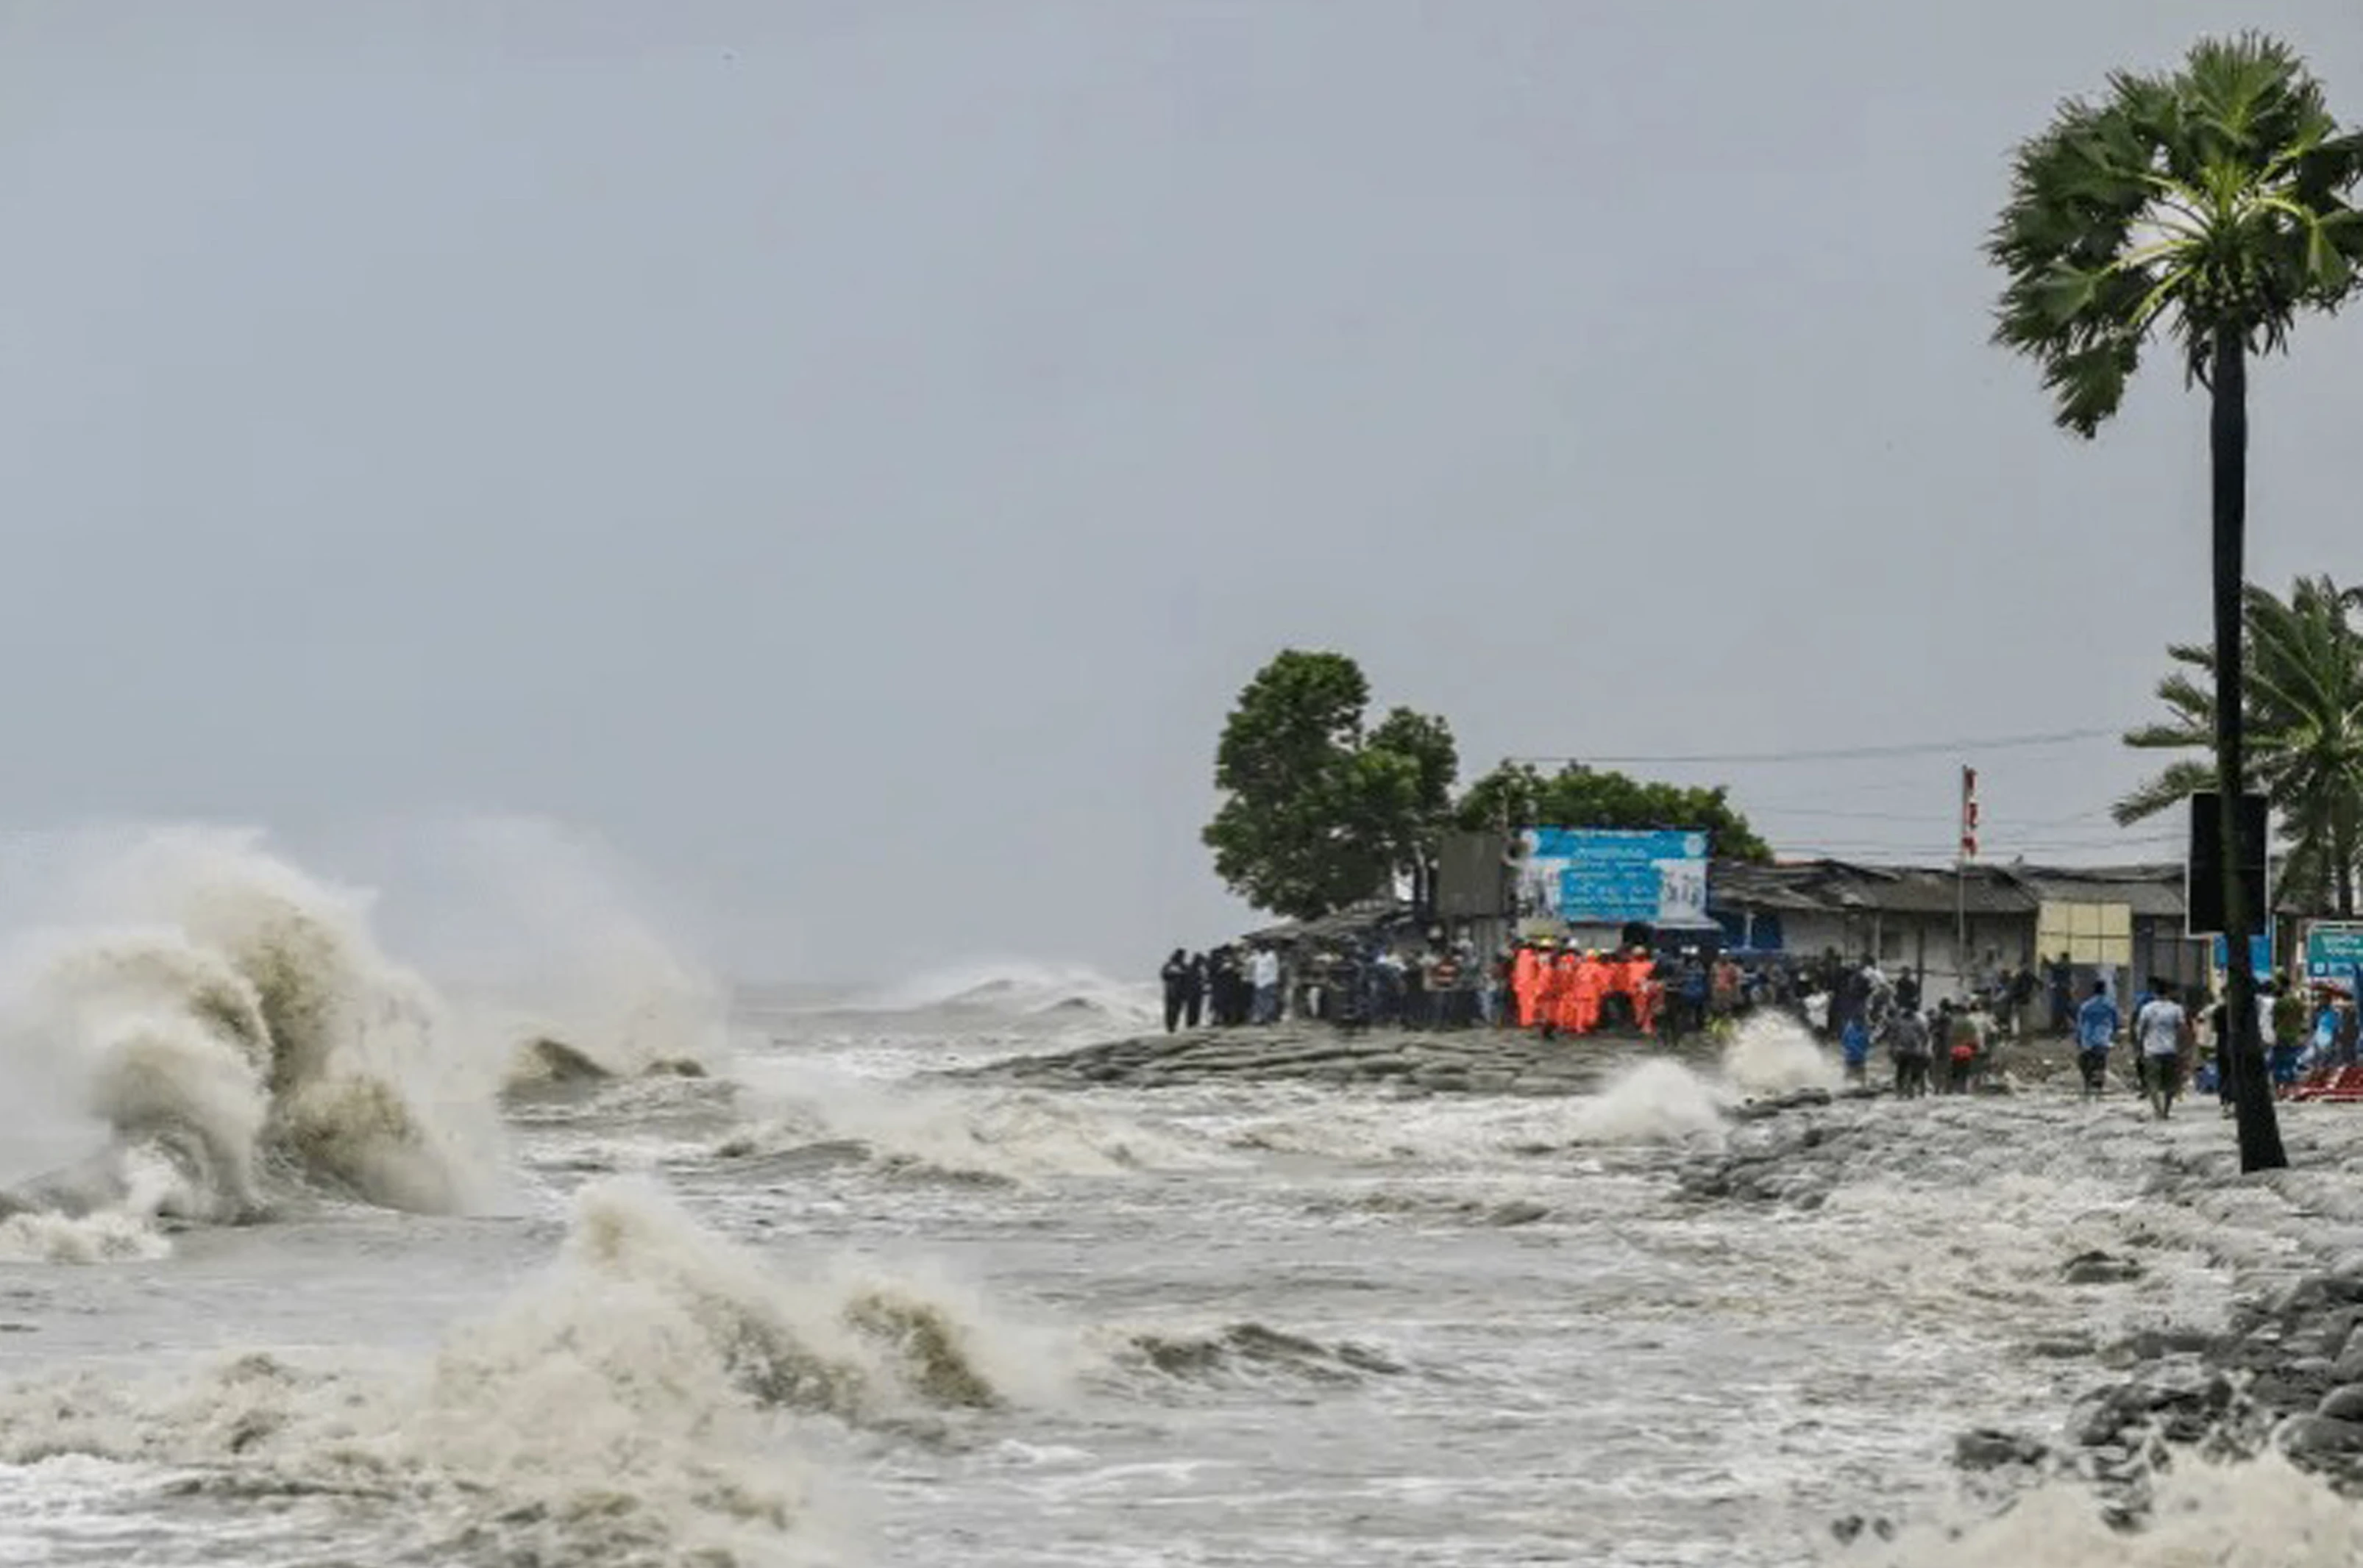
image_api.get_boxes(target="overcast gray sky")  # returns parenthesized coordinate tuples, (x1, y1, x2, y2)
(4, 1, 2360, 982)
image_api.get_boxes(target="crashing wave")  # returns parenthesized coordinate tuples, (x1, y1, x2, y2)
(0, 1179, 1040, 1564)
(0, 829, 508, 1246)
(837, 961, 1159, 1026)
(714, 1061, 1223, 1184)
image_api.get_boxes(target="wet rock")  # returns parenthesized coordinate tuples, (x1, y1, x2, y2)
(1828, 1516, 1894, 1545)
(2222, 1336, 2294, 1372)
(2278, 1273, 2363, 1316)
(1486, 1201, 1551, 1227)
(2108, 1326, 2222, 1361)
(2062, 1250, 2143, 1286)
(2072, 1373, 2237, 1447)
(2322, 1385, 2363, 1422)
(2281, 1414, 2363, 1458)
(2026, 1334, 2097, 1360)
(1727, 1087, 1835, 1122)
(516, 1037, 612, 1083)
(1955, 1428, 2048, 1471)
(2247, 1364, 2337, 1417)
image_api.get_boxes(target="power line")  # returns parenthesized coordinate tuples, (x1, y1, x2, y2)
(1767, 829, 2181, 856)
(1514, 726, 2125, 769)
(1750, 806, 1958, 823)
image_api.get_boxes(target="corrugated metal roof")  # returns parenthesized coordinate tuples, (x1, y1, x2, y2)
(1708, 859, 2179, 919)
(2015, 863, 2189, 919)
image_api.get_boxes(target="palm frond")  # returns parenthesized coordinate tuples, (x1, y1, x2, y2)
(2114, 759, 2219, 825)
(1994, 32, 2363, 427)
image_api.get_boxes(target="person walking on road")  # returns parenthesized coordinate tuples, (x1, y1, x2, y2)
(2075, 979, 2119, 1100)
(2134, 980, 2191, 1121)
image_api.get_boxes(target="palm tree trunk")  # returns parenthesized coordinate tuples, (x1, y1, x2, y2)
(2339, 809, 2356, 919)
(2213, 327, 2287, 1172)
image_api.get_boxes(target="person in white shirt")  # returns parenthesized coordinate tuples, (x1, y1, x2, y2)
(2133, 981, 2190, 1120)
(1249, 946, 1282, 1025)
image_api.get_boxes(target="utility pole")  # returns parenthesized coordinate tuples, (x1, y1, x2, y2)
(1958, 765, 1979, 999)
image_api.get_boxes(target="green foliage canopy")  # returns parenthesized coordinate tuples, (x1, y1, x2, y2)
(1454, 762, 1772, 863)
(1201, 651, 1459, 919)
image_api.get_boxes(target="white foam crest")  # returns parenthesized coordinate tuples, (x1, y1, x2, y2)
(248, 822, 728, 1091)
(1838, 1453, 2363, 1566)
(1218, 1087, 1609, 1165)
(0, 827, 511, 1247)
(1568, 1058, 1733, 1147)
(0, 1179, 1056, 1563)
(844, 958, 1159, 1024)
(728, 1059, 1224, 1181)
(0, 1207, 171, 1264)
(335, 818, 733, 1084)
(1697, 1098, 2264, 1358)
(1721, 1013, 1844, 1096)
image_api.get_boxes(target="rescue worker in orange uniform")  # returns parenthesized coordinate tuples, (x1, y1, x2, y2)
(1550, 947, 1587, 1037)
(1511, 941, 1547, 1028)
(1624, 947, 1660, 1035)
(1537, 943, 1575, 1038)
(1570, 950, 1607, 1036)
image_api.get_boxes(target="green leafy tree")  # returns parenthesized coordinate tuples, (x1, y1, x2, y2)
(2116, 577, 2363, 916)
(1202, 652, 1458, 919)
(1989, 32, 2363, 1172)
(1454, 761, 1772, 863)
(1363, 707, 1460, 902)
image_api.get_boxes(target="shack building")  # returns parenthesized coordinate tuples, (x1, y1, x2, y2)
(1432, 830, 2257, 1004)
(1706, 859, 2211, 1002)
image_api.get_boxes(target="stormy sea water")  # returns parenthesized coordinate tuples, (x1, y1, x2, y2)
(6, 837, 2363, 1564)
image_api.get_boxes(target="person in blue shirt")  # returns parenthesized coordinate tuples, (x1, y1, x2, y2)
(2075, 980, 2119, 1100)
(1840, 1014, 1871, 1086)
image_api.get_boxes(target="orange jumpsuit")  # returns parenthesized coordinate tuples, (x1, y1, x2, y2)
(1537, 954, 1573, 1035)
(1551, 953, 1586, 1036)
(1624, 956, 1659, 1033)
(1570, 955, 1606, 1036)
(1511, 948, 1546, 1027)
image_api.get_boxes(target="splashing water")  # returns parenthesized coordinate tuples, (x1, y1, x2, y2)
(842, 959, 1159, 1025)
(322, 816, 735, 1086)
(722, 1058, 1225, 1183)
(1837, 1452, 2363, 1567)
(1721, 1012, 1844, 1097)
(0, 1178, 1048, 1565)
(1570, 1058, 1735, 1147)
(0, 828, 509, 1243)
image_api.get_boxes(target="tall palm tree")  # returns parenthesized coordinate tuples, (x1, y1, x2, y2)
(2117, 578, 2363, 917)
(1991, 34, 2363, 1172)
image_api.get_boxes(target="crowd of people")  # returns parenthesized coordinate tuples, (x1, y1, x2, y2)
(1158, 933, 2363, 1125)
(1159, 935, 1941, 1051)
(2065, 971, 2363, 1119)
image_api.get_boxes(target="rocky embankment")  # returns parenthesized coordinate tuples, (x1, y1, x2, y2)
(2060, 1255, 2363, 1508)
(1677, 1087, 2363, 1518)
(942, 1024, 1726, 1097)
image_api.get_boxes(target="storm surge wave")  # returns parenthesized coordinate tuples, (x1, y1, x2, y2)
(0, 830, 508, 1256)
(0, 1178, 1049, 1567)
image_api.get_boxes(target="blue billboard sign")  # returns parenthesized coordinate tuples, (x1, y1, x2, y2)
(2304, 922, 2363, 986)
(1521, 828, 1710, 925)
